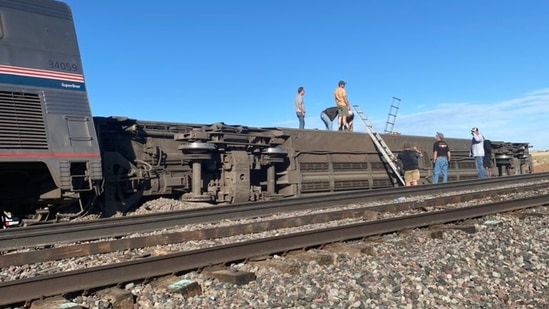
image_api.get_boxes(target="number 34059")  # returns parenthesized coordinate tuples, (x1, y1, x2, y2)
(48, 60, 78, 72)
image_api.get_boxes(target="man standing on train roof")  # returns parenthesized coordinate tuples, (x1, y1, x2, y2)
(320, 106, 339, 130)
(295, 86, 305, 129)
(470, 127, 488, 179)
(334, 80, 350, 130)
(432, 132, 451, 184)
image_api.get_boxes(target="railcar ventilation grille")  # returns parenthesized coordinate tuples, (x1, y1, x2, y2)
(301, 181, 331, 192)
(370, 162, 386, 171)
(300, 162, 329, 172)
(0, 91, 47, 149)
(334, 180, 369, 190)
(333, 162, 369, 171)
(373, 179, 392, 187)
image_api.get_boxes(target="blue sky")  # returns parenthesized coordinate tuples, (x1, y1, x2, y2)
(64, 1, 549, 150)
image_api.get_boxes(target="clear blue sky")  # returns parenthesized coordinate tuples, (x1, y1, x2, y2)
(64, 1, 549, 150)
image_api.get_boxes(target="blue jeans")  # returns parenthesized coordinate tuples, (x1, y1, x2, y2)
(474, 156, 488, 179)
(296, 112, 305, 129)
(320, 112, 332, 130)
(432, 157, 448, 184)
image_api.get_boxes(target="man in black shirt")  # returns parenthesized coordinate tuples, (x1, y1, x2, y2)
(397, 143, 423, 186)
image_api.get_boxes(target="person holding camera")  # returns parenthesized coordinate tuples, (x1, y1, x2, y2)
(470, 127, 488, 179)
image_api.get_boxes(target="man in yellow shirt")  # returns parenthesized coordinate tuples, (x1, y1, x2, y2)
(334, 80, 350, 130)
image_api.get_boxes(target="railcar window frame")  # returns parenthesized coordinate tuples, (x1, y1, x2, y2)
(0, 14, 3, 39)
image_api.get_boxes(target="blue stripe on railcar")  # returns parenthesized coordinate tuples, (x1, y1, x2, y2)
(0, 73, 86, 91)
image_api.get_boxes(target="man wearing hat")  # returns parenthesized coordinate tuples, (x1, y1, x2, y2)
(334, 80, 350, 131)
(470, 127, 488, 179)
(432, 132, 451, 184)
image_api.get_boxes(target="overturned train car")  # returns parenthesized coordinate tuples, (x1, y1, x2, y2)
(95, 119, 532, 216)
(0, 0, 533, 224)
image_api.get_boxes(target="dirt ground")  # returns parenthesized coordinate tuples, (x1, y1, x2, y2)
(531, 151, 549, 173)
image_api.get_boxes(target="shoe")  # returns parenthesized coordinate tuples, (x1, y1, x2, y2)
(2, 211, 20, 228)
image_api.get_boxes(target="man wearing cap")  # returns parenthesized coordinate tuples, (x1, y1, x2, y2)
(432, 132, 451, 184)
(470, 127, 488, 179)
(397, 144, 423, 186)
(334, 80, 350, 131)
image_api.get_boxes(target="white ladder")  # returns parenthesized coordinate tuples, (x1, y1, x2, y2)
(352, 104, 405, 186)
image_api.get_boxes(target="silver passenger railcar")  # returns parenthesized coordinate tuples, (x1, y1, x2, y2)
(0, 0, 102, 225)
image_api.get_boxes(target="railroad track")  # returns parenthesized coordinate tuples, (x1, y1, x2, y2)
(1, 181, 548, 269)
(1, 173, 547, 252)
(0, 191, 547, 307)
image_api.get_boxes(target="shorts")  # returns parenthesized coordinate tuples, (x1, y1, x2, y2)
(483, 155, 492, 168)
(404, 169, 420, 184)
(337, 105, 349, 117)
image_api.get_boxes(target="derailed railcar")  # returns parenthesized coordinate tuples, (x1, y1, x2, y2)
(94, 119, 533, 217)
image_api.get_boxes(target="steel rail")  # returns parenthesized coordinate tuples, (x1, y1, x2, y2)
(0, 173, 547, 251)
(1, 182, 537, 267)
(0, 193, 547, 307)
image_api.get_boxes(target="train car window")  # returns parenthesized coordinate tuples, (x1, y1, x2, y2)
(0, 15, 3, 39)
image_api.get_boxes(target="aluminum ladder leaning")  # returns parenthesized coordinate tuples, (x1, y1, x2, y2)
(352, 104, 405, 186)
